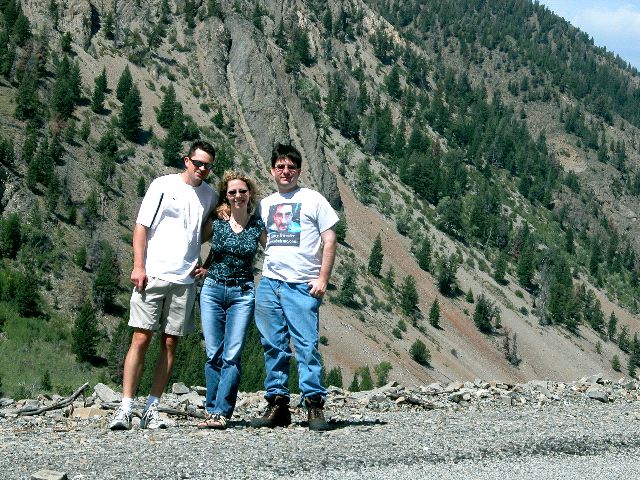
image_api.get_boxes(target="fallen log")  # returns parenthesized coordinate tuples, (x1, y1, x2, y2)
(101, 402, 206, 419)
(16, 383, 90, 417)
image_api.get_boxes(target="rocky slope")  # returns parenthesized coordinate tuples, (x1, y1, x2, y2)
(2, 0, 640, 392)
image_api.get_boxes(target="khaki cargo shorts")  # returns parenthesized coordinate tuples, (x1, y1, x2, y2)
(129, 277, 196, 336)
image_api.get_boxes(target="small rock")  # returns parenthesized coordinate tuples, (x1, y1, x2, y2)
(172, 382, 190, 395)
(93, 383, 121, 403)
(587, 390, 609, 403)
(178, 392, 206, 408)
(30, 470, 68, 480)
(445, 382, 463, 393)
(72, 407, 109, 419)
(192, 386, 207, 396)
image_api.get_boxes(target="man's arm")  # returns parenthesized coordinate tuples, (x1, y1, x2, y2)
(308, 227, 337, 298)
(131, 223, 149, 292)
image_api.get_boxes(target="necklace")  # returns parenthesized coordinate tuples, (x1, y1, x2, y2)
(229, 215, 248, 232)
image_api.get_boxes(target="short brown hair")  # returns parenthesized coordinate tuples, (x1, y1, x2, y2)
(271, 143, 302, 168)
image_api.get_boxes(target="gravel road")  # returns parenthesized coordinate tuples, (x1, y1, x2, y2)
(3, 398, 640, 480)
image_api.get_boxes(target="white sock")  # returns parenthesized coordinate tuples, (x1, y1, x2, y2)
(145, 395, 160, 410)
(120, 397, 134, 414)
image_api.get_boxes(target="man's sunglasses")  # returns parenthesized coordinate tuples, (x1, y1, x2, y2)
(189, 158, 213, 170)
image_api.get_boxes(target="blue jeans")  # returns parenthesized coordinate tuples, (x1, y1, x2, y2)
(200, 278, 255, 417)
(255, 277, 326, 400)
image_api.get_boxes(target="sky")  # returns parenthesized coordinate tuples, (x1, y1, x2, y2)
(536, 0, 640, 70)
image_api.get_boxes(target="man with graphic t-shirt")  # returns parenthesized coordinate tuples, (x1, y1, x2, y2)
(251, 143, 339, 431)
(109, 140, 217, 431)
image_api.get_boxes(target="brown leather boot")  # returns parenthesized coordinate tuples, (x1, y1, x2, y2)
(305, 395, 330, 431)
(251, 395, 291, 428)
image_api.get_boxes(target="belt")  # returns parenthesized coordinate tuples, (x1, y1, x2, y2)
(213, 278, 251, 287)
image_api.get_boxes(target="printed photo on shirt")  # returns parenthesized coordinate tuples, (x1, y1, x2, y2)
(267, 203, 301, 246)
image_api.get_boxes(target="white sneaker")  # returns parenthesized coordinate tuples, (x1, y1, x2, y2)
(109, 407, 132, 431)
(140, 403, 167, 429)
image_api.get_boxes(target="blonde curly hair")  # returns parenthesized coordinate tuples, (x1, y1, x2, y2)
(215, 170, 260, 218)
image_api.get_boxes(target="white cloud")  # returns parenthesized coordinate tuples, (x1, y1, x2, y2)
(575, 5, 640, 39)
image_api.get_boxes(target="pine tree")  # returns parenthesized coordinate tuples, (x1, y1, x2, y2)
(565, 228, 575, 255)
(163, 104, 184, 166)
(349, 372, 360, 392)
(493, 253, 508, 284)
(72, 300, 100, 362)
(91, 69, 107, 113)
(383, 266, 396, 293)
(40, 369, 52, 392)
(119, 84, 142, 141)
(0, 137, 16, 168)
(435, 254, 459, 295)
(429, 299, 440, 328)
(84, 188, 99, 230)
(374, 361, 392, 387)
(79, 116, 91, 141)
(103, 11, 114, 40)
(0, 212, 21, 258)
(46, 171, 60, 213)
(465, 289, 474, 303)
(92, 241, 121, 312)
(15, 71, 40, 121)
(324, 367, 343, 388)
(474, 294, 499, 333)
(607, 312, 618, 341)
(116, 66, 133, 102)
(334, 212, 347, 244)
(516, 241, 535, 288)
(618, 325, 631, 353)
(400, 275, 419, 317)
(61, 32, 72, 53)
(337, 264, 358, 308)
(417, 237, 431, 272)
(14, 271, 40, 317)
(358, 366, 374, 391)
(157, 84, 177, 128)
(385, 65, 402, 99)
(367, 233, 383, 277)
(184, 0, 196, 29)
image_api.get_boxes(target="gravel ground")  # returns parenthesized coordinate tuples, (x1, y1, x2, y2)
(3, 398, 640, 480)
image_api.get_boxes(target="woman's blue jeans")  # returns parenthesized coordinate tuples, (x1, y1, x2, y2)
(254, 277, 326, 400)
(200, 278, 254, 417)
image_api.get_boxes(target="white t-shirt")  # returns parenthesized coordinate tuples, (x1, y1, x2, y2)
(136, 174, 216, 284)
(259, 187, 339, 283)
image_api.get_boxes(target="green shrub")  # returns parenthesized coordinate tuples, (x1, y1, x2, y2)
(374, 361, 392, 386)
(611, 354, 621, 372)
(410, 339, 430, 365)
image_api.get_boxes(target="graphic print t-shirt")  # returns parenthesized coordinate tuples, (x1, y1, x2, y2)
(259, 188, 339, 283)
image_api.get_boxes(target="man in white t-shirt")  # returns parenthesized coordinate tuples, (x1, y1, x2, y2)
(109, 141, 217, 431)
(251, 143, 339, 431)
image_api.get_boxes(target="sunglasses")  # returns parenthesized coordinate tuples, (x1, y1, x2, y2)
(274, 164, 299, 172)
(227, 189, 249, 196)
(189, 158, 213, 170)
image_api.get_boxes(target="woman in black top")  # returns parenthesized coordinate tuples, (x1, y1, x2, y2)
(197, 171, 266, 429)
